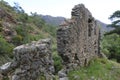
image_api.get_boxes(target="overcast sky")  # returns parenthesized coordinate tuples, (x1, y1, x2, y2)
(3, 0, 120, 24)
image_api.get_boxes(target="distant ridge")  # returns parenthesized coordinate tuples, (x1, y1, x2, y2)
(97, 20, 113, 34)
(40, 15, 65, 26)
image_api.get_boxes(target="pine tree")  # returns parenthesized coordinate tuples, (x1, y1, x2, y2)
(107, 10, 120, 35)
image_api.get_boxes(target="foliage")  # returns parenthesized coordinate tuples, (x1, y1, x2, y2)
(29, 13, 45, 29)
(107, 10, 120, 35)
(0, 35, 14, 55)
(43, 24, 57, 37)
(13, 2, 28, 22)
(16, 13, 28, 22)
(13, 24, 48, 45)
(0, 0, 56, 58)
(105, 27, 120, 35)
(68, 58, 120, 80)
(0, 0, 13, 11)
(102, 10, 120, 62)
(53, 53, 63, 74)
(101, 33, 120, 62)
(0, 25, 2, 32)
(109, 10, 120, 20)
(12, 34, 23, 45)
(13, 2, 25, 13)
(52, 43, 63, 74)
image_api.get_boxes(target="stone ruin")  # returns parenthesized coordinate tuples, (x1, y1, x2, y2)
(57, 4, 100, 69)
(0, 4, 100, 80)
(0, 39, 54, 80)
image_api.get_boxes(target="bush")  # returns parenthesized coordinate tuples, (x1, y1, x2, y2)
(68, 58, 120, 80)
(43, 24, 57, 37)
(101, 33, 120, 62)
(15, 25, 27, 37)
(0, 27, 2, 32)
(12, 34, 23, 45)
(53, 54, 63, 74)
(0, 35, 14, 55)
(0, 21, 3, 32)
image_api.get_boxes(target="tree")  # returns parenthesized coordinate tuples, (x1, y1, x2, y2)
(107, 10, 120, 35)
(102, 11, 120, 62)
(101, 33, 120, 62)
(13, 2, 24, 13)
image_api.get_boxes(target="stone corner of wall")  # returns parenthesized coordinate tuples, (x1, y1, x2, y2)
(57, 4, 100, 70)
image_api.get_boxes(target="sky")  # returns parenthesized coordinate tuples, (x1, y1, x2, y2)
(3, 0, 120, 24)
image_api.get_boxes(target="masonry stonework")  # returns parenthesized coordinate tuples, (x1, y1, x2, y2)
(57, 4, 100, 68)
(0, 4, 101, 80)
(0, 39, 54, 80)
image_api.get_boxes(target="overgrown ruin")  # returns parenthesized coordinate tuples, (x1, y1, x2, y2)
(0, 39, 54, 80)
(57, 4, 100, 69)
(0, 4, 100, 80)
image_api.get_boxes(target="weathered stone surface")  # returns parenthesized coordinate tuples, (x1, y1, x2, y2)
(0, 73, 3, 80)
(58, 69, 67, 78)
(57, 4, 100, 69)
(0, 38, 54, 80)
(59, 77, 68, 80)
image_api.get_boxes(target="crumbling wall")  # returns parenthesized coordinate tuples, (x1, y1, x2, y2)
(57, 4, 100, 68)
(0, 39, 54, 80)
(0, 4, 101, 80)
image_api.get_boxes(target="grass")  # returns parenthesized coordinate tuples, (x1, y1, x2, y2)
(68, 58, 120, 80)
(0, 54, 12, 66)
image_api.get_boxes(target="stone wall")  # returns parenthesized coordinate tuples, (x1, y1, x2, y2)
(0, 39, 54, 80)
(0, 4, 101, 80)
(57, 4, 100, 69)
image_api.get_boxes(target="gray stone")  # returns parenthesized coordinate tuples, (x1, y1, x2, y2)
(0, 62, 11, 70)
(74, 75, 80, 80)
(0, 39, 54, 80)
(57, 4, 100, 69)
(58, 70, 67, 78)
(59, 77, 68, 80)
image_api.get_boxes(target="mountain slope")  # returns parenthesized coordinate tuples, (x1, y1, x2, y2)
(40, 15, 65, 26)
(97, 20, 113, 33)
(0, 1, 56, 59)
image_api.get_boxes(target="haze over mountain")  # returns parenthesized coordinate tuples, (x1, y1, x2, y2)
(40, 15, 65, 26)
(97, 20, 113, 33)
(40, 15, 113, 33)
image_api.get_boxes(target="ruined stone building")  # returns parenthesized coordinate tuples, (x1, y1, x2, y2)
(0, 4, 100, 80)
(57, 4, 100, 68)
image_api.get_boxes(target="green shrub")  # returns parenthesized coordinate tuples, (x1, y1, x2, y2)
(53, 54, 63, 74)
(43, 24, 57, 37)
(0, 35, 14, 55)
(15, 25, 27, 37)
(68, 58, 120, 80)
(0, 27, 2, 32)
(0, 21, 2, 32)
(101, 33, 120, 62)
(12, 35, 23, 45)
(29, 13, 45, 29)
